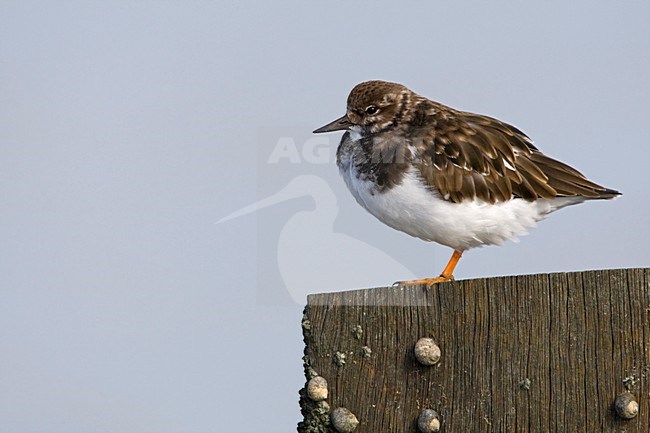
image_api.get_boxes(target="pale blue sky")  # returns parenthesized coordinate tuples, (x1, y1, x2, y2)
(1, 1, 648, 432)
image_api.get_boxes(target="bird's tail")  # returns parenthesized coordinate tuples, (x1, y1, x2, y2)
(529, 152, 621, 200)
(590, 187, 621, 199)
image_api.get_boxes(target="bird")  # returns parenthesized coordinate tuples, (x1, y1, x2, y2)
(313, 80, 620, 287)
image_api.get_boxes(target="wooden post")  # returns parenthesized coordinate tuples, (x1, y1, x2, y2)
(298, 268, 649, 433)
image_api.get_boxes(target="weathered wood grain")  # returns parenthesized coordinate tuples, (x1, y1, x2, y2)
(298, 268, 649, 433)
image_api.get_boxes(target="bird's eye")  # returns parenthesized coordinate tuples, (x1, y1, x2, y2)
(365, 105, 379, 115)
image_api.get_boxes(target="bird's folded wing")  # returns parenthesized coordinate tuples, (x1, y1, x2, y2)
(411, 109, 617, 203)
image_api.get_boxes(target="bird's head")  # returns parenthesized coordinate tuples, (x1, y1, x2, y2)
(314, 80, 413, 135)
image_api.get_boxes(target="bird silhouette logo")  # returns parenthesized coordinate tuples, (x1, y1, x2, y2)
(217, 174, 417, 304)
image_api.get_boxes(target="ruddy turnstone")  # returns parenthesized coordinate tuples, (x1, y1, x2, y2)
(314, 80, 620, 286)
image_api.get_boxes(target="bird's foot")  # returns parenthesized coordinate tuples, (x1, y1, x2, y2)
(394, 274, 454, 288)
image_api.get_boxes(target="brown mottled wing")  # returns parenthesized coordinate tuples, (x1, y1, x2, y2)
(411, 103, 619, 203)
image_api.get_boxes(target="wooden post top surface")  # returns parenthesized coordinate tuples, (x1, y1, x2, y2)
(307, 267, 648, 306)
(298, 267, 650, 433)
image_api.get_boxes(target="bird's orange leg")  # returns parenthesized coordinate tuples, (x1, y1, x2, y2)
(396, 250, 463, 288)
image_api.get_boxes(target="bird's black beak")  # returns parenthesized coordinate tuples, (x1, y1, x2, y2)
(313, 114, 352, 133)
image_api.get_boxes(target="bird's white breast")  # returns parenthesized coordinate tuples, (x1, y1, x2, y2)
(339, 162, 582, 251)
